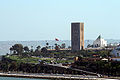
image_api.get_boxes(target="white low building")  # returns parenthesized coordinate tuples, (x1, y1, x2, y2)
(93, 35, 107, 48)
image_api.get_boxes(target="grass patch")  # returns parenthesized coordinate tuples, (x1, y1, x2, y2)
(56, 60, 74, 63)
(6, 55, 55, 64)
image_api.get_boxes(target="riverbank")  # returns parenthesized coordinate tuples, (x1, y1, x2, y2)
(0, 72, 105, 80)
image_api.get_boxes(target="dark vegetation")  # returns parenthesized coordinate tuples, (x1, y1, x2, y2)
(0, 55, 83, 75)
(73, 59, 120, 76)
(0, 43, 120, 77)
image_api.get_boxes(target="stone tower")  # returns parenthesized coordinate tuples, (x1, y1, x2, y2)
(71, 22, 84, 51)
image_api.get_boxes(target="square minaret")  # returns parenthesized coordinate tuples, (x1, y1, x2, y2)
(71, 22, 84, 51)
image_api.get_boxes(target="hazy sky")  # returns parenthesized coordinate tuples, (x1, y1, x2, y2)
(0, 0, 120, 41)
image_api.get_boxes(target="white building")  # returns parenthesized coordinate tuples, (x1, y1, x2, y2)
(93, 35, 107, 48)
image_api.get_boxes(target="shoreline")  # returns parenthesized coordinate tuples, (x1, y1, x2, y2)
(0, 72, 104, 80)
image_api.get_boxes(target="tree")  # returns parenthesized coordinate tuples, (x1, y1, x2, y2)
(35, 46, 41, 52)
(55, 43, 57, 46)
(30, 46, 34, 53)
(41, 47, 47, 53)
(46, 42, 49, 46)
(23, 46, 29, 52)
(34, 46, 41, 56)
(68, 46, 71, 49)
(46, 42, 49, 49)
(12, 44, 23, 55)
(36, 46, 41, 50)
(9, 47, 13, 54)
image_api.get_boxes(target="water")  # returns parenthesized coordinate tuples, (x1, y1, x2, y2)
(0, 39, 120, 55)
(0, 77, 48, 80)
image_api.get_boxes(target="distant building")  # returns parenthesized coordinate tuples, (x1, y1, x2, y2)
(93, 35, 107, 48)
(111, 46, 120, 57)
(71, 22, 84, 51)
(107, 43, 119, 47)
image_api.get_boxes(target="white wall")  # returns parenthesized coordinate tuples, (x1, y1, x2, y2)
(93, 38, 107, 48)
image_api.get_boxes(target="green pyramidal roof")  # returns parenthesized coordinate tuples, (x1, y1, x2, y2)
(97, 35, 101, 40)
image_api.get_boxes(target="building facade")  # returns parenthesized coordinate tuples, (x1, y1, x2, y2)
(71, 22, 84, 51)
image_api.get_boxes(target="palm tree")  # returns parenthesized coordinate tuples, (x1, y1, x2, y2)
(46, 42, 49, 49)
(9, 47, 13, 54)
(55, 43, 57, 46)
(36, 46, 41, 50)
(30, 46, 33, 53)
(34, 46, 41, 56)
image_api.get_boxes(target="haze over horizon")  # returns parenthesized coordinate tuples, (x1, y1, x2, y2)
(0, 0, 120, 41)
(1, 39, 120, 42)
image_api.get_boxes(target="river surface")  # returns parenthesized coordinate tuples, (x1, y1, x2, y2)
(0, 77, 48, 80)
